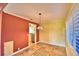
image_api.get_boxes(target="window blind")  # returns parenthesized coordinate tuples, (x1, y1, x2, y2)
(73, 12, 79, 55)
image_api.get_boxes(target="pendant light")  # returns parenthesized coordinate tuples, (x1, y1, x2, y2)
(37, 13, 43, 30)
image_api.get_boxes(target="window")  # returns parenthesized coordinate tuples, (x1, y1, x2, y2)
(73, 11, 79, 55)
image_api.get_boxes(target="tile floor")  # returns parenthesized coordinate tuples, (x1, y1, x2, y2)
(14, 42, 66, 56)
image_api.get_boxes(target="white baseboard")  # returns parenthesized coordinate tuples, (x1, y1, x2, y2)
(10, 46, 30, 56)
(10, 41, 65, 56)
(36, 41, 40, 44)
(39, 41, 65, 47)
(10, 41, 39, 56)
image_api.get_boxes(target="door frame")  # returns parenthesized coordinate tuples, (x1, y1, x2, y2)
(28, 23, 37, 46)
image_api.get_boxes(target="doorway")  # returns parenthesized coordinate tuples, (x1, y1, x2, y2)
(28, 23, 37, 46)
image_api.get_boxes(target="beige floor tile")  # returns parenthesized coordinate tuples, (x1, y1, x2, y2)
(14, 42, 66, 56)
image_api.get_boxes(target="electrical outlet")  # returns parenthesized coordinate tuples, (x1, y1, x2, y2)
(18, 48, 20, 50)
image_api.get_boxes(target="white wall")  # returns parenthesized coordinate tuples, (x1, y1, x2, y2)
(39, 20, 66, 47)
(39, 4, 72, 47)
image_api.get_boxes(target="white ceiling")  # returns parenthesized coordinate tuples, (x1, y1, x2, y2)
(4, 3, 72, 23)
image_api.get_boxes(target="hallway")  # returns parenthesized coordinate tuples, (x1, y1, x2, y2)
(14, 42, 66, 56)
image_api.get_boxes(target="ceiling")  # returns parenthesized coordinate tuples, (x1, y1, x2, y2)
(0, 3, 7, 11)
(3, 3, 72, 23)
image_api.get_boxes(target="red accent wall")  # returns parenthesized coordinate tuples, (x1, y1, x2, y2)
(1, 12, 29, 54)
(0, 12, 2, 56)
(1, 12, 39, 56)
(0, 3, 8, 56)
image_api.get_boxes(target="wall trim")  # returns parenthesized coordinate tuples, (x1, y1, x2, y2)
(10, 46, 30, 56)
(3, 11, 38, 24)
(3, 11, 30, 21)
(66, 40, 77, 56)
(10, 41, 65, 56)
(39, 41, 65, 47)
(10, 41, 39, 56)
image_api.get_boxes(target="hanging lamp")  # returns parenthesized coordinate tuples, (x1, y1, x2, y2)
(37, 13, 43, 30)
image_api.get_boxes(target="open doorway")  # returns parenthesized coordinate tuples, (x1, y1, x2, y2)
(28, 23, 37, 46)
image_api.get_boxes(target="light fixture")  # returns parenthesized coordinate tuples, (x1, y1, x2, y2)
(37, 13, 43, 30)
